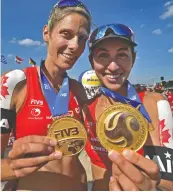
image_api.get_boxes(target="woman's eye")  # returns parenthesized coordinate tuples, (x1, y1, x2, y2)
(63, 31, 69, 36)
(117, 53, 128, 58)
(61, 31, 71, 39)
(98, 53, 109, 58)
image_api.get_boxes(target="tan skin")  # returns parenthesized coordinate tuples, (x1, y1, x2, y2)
(1, 13, 89, 191)
(90, 38, 173, 190)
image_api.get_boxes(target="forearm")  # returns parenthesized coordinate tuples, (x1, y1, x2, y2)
(1, 159, 16, 181)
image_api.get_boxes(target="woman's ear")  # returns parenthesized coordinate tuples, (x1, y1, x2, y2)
(43, 25, 49, 43)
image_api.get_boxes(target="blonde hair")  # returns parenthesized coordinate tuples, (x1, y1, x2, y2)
(48, 6, 92, 33)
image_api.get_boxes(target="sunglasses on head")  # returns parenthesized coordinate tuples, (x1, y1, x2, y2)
(53, 0, 91, 16)
(88, 24, 136, 49)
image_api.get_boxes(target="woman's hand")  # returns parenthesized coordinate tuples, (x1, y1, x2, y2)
(8, 135, 62, 178)
(108, 149, 160, 191)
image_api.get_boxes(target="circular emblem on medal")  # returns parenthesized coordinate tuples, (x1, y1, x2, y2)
(48, 117, 87, 156)
(97, 103, 148, 153)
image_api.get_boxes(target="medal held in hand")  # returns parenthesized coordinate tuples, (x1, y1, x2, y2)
(97, 103, 148, 153)
(40, 63, 87, 156)
(48, 116, 87, 156)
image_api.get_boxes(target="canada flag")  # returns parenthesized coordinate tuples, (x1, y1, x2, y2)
(157, 100, 173, 149)
(15, 56, 23, 64)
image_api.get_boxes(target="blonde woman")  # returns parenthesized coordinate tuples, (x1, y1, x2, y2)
(1, 0, 91, 190)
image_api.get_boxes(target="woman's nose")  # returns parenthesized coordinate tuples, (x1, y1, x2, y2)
(68, 37, 79, 51)
(107, 61, 120, 71)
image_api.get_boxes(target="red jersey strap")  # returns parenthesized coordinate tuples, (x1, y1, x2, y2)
(16, 66, 51, 139)
(26, 67, 42, 98)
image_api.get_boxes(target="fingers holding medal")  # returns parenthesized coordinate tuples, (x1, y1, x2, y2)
(48, 117, 87, 156)
(97, 103, 148, 153)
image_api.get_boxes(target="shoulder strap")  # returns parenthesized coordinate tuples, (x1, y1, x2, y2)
(25, 67, 42, 97)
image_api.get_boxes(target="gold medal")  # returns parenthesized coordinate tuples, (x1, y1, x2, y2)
(48, 117, 87, 156)
(97, 103, 148, 153)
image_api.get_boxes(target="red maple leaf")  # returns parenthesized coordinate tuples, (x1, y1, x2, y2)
(0, 76, 9, 98)
(160, 119, 165, 131)
(159, 119, 171, 145)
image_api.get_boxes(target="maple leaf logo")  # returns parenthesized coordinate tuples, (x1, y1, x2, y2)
(159, 119, 171, 146)
(0, 76, 9, 98)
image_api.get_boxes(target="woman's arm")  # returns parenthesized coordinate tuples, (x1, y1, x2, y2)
(108, 92, 173, 191)
(143, 92, 173, 190)
(143, 92, 173, 148)
(1, 70, 26, 181)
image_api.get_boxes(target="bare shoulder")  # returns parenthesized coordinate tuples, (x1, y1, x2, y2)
(143, 91, 169, 122)
(143, 91, 166, 103)
(69, 78, 83, 89)
(143, 91, 169, 115)
(69, 78, 88, 103)
(143, 91, 173, 147)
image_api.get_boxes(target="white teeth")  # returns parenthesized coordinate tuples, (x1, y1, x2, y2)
(107, 74, 120, 79)
(62, 53, 75, 60)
